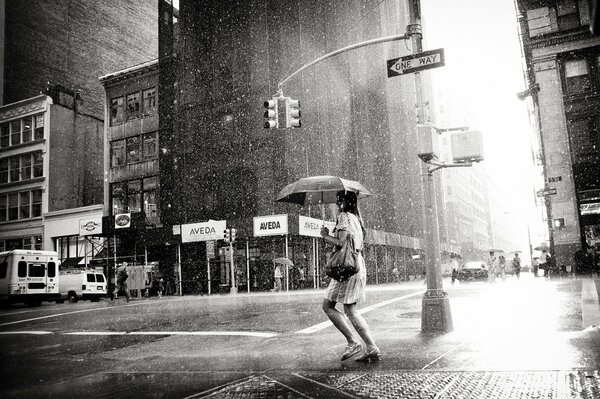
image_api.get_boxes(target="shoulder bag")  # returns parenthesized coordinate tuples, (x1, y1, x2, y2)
(325, 233, 359, 282)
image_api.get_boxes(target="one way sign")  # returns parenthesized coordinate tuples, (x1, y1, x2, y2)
(387, 48, 445, 77)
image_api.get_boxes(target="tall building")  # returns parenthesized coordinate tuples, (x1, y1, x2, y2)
(147, 0, 437, 292)
(515, 0, 600, 269)
(0, 1, 157, 258)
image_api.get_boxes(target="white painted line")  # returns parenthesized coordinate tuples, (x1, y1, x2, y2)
(296, 291, 422, 334)
(65, 331, 278, 338)
(582, 279, 600, 329)
(264, 375, 313, 399)
(421, 342, 465, 370)
(0, 330, 278, 338)
(0, 301, 146, 327)
(291, 373, 362, 398)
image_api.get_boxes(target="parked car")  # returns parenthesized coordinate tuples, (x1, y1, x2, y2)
(457, 261, 489, 282)
(58, 268, 107, 303)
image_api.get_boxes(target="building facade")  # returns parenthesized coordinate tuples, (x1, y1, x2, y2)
(0, 94, 102, 252)
(516, 0, 600, 269)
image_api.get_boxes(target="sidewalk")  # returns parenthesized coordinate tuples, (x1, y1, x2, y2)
(193, 277, 600, 399)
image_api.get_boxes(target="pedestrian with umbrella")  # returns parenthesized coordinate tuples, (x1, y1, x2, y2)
(276, 177, 380, 362)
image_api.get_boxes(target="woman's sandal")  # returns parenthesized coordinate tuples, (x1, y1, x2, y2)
(340, 342, 362, 361)
(355, 350, 381, 362)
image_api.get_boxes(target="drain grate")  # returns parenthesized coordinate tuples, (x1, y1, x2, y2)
(200, 371, 600, 399)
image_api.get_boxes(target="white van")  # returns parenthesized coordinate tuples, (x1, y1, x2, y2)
(58, 268, 107, 303)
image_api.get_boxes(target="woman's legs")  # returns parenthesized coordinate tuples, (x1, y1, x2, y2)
(322, 299, 358, 345)
(344, 303, 378, 352)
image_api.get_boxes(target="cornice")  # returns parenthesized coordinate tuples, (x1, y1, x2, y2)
(0, 96, 50, 121)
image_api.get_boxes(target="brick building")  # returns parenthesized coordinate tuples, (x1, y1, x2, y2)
(515, 0, 600, 270)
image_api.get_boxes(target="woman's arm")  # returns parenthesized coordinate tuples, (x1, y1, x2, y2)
(320, 226, 347, 247)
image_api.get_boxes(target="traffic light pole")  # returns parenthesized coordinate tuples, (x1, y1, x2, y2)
(229, 239, 236, 294)
(408, 0, 453, 332)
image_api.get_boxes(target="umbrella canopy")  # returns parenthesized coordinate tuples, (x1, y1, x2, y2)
(275, 175, 372, 206)
(488, 248, 504, 253)
(534, 243, 549, 251)
(507, 251, 523, 258)
(272, 257, 294, 266)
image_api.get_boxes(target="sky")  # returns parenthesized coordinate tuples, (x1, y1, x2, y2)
(421, 0, 544, 248)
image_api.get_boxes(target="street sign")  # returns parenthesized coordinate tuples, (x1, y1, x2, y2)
(536, 188, 557, 197)
(387, 48, 445, 77)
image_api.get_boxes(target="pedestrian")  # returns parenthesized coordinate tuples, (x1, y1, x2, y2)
(532, 257, 539, 277)
(157, 277, 164, 298)
(273, 262, 283, 292)
(512, 253, 521, 280)
(320, 190, 380, 362)
(297, 266, 305, 289)
(498, 255, 506, 281)
(391, 266, 400, 283)
(451, 255, 459, 284)
(539, 249, 549, 277)
(116, 263, 131, 302)
(487, 251, 497, 283)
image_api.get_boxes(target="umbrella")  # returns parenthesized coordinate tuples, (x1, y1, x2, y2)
(276, 175, 372, 206)
(534, 243, 549, 251)
(507, 251, 522, 258)
(276, 175, 372, 219)
(272, 257, 294, 266)
(488, 248, 504, 253)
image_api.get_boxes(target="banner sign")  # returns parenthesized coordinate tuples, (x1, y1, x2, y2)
(79, 217, 102, 236)
(298, 215, 335, 238)
(253, 214, 288, 237)
(114, 213, 131, 229)
(181, 220, 226, 243)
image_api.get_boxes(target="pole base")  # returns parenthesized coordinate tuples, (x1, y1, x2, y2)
(421, 290, 453, 333)
(230, 286, 238, 295)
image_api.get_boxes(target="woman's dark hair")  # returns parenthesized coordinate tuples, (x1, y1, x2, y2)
(336, 190, 366, 236)
(336, 190, 358, 215)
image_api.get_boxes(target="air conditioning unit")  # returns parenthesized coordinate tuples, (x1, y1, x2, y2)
(451, 130, 484, 163)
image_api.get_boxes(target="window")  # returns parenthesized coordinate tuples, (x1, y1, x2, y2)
(143, 176, 159, 223)
(34, 114, 44, 140)
(19, 192, 30, 219)
(31, 190, 42, 217)
(29, 263, 45, 277)
(127, 180, 142, 213)
(32, 152, 43, 178)
(111, 140, 126, 167)
(48, 262, 56, 278)
(568, 116, 599, 162)
(110, 96, 125, 125)
(0, 123, 8, 148)
(33, 235, 42, 250)
(127, 136, 142, 163)
(21, 154, 32, 180)
(111, 182, 126, 214)
(0, 262, 7, 279)
(0, 159, 7, 184)
(9, 157, 20, 182)
(22, 117, 32, 143)
(0, 194, 6, 221)
(126, 92, 141, 119)
(557, 0, 579, 30)
(10, 120, 21, 146)
(564, 59, 591, 95)
(18, 261, 26, 278)
(87, 274, 95, 283)
(143, 132, 158, 160)
(96, 274, 105, 282)
(143, 88, 157, 114)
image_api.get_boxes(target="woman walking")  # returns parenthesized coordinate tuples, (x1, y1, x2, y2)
(320, 190, 380, 362)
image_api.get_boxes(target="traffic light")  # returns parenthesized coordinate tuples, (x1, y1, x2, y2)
(224, 228, 230, 243)
(230, 228, 237, 242)
(263, 99, 278, 129)
(285, 98, 301, 128)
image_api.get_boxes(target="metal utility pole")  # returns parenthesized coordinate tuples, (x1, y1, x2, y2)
(408, 0, 453, 332)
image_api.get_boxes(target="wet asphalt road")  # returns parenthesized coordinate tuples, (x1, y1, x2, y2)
(0, 274, 598, 398)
